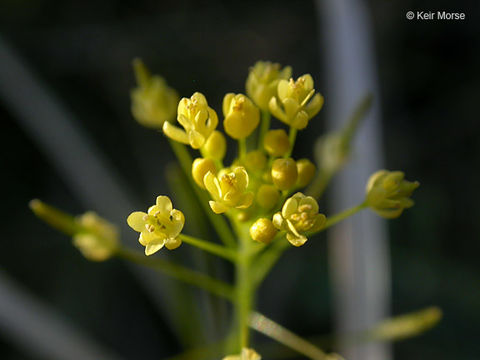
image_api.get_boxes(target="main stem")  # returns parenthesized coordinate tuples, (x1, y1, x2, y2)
(236, 225, 253, 349)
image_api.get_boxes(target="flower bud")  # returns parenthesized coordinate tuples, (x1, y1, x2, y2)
(250, 218, 277, 244)
(271, 158, 298, 190)
(314, 133, 348, 174)
(203, 130, 226, 161)
(366, 170, 419, 219)
(73, 212, 119, 261)
(246, 61, 292, 111)
(263, 129, 290, 157)
(130, 59, 179, 128)
(244, 150, 267, 173)
(256, 184, 280, 210)
(223, 93, 260, 139)
(296, 159, 316, 188)
(192, 158, 216, 189)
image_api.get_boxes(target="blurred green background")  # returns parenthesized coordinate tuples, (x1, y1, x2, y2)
(1, 0, 479, 359)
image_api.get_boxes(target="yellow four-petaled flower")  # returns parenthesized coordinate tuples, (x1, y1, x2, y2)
(366, 170, 419, 219)
(269, 74, 324, 129)
(163, 92, 218, 149)
(127, 196, 185, 255)
(204, 167, 254, 214)
(273, 192, 326, 246)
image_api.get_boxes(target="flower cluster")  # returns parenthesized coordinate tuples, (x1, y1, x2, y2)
(31, 58, 423, 360)
(127, 60, 419, 253)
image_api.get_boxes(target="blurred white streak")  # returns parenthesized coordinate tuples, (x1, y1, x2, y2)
(0, 272, 123, 360)
(316, 1, 392, 360)
(0, 36, 186, 346)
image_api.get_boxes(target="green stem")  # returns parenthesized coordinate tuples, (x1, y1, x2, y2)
(249, 312, 328, 360)
(235, 225, 253, 349)
(238, 138, 247, 160)
(168, 139, 236, 248)
(258, 110, 271, 150)
(252, 235, 289, 288)
(116, 247, 235, 301)
(322, 201, 367, 231)
(179, 234, 238, 262)
(285, 127, 297, 158)
(29, 199, 80, 236)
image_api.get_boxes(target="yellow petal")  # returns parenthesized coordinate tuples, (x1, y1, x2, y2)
(165, 236, 182, 250)
(311, 213, 327, 232)
(127, 211, 148, 232)
(291, 110, 309, 129)
(272, 212, 284, 230)
(204, 171, 221, 199)
(234, 166, 249, 190)
(163, 122, 189, 144)
(188, 129, 206, 149)
(277, 79, 290, 102)
(305, 93, 324, 117)
(236, 192, 254, 209)
(169, 209, 185, 236)
(283, 98, 299, 119)
(223, 93, 235, 116)
(209, 200, 228, 214)
(300, 74, 314, 91)
(145, 241, 165, 256)
(286, 232, 308, 247)
(282, 197, 298, 218)
(268, 97, 287, 123)
(156, 196, 173, 213)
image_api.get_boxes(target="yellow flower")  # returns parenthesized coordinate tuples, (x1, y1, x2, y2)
(130, 58, 179, 128)
(366, 170, 419, 219)
(250, 218, 277, 244)
(246, 60, 292, 111)
(269, 75, 324, 129)
(73, 212, 119, 261)
(127, 196, 185, 255)
(223, 348, 261, 360)
(223, 93, 260, 139)
(263, 129, 290, 157)
(163, 92, 218, 149)
(204, 166, 254, 214)
(273, 192, 326, 246)
(271, 158, 298, 190)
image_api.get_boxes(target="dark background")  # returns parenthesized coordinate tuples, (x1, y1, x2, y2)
(1, 0, 479, 359)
